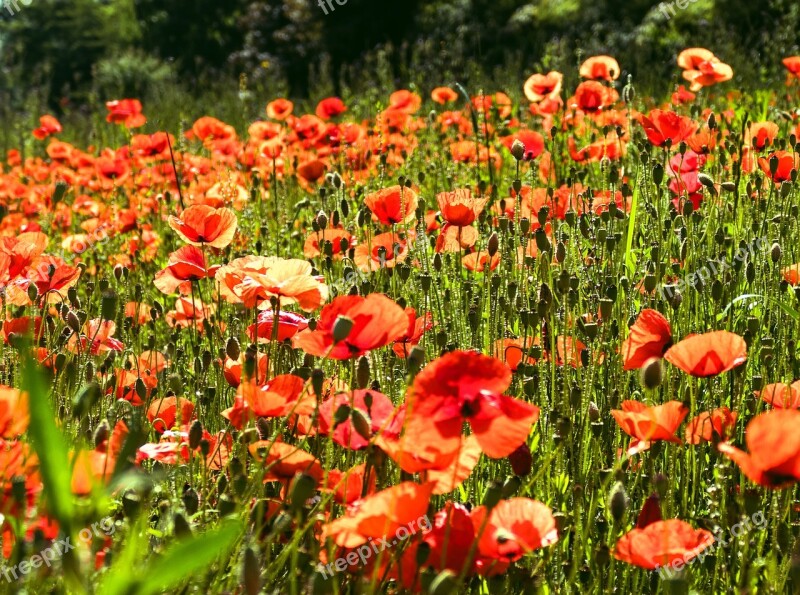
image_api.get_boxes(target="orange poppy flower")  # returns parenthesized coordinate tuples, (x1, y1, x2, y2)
(524, 71, 563, 102)
(247, 309, 309, 343)
(471, 498, 559, 562)
(621, 309, 673, 370)
(783, 56, 800, 78)
(67, 319, 124, 355)
(682, 58, 733, 91)
(249, 440, 324, 486)
(745, 122, 779, 150)
(165, 296, 215, 330)
(6, 255, 81, 306)
(493, 337, 539, 371)
(303, 228, 353, 260)
(168, 205, 237, 249)
(500, 129, 545, 161)
(293, 293, 408, 360)
(664, 331, 747, 377)
(677, 48, 717, 70)
(266, 98, 294, 120)
(684, 407, 737, 444)
(426, 434, 482, 495)
(756, 381, 800, 409)
(641, 109, 698, 147)
(354, 232, 409, 272)
(387, 90, 422, 114)
(323, 463, 377, 505)
(462, 251, 500, 272)
(0, 386, 28, 439)
(614, 519, 714, 569)
(431, 87, 459, 104)
(32, 115, 62, 140)
(611, 401, 689, 452)
(153, 245, 220, 295)
(758, 150, 799, 184)
(321, 481, 434, 548)
(437, 188, 488, 227)
(404, 350, 540, 458)
(718, 409, 800, 488)
(216, 255, 328, 311)
(579, 55, 620, 81)
(105, 99, 146, 128)
(364, 185, 418, 225)
(315, 97, 347, 121)
(222, 375, 309, 429)
(569, 81, 618, 113)
(392, 308, 433, 358)
(147, 397, 195, 433)
(422, 503, 477, 573)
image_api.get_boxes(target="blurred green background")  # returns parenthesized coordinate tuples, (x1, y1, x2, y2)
(0, 0, 798, 130)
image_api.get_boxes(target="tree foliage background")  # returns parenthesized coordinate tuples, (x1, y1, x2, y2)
(0, 0, 798, 117)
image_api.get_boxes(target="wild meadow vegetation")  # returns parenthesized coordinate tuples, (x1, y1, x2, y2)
(1, 46, 800, 595)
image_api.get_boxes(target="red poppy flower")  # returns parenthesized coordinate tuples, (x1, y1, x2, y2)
(745, 122, 779, 150)
(105, 99, 146, 128)
(678, 48, 717, 70)
(664, 331, 747, 377)
(303, 228, 353, 260)
(249, 440, 324, 486)
(756, 381, 800, 409)
(641, 109, 698, 147)
(247, 309, 309, 343)
(404, 350, 540, 458)
(621, 309, 673, 370)
(718, 409, 800, 488)
(266, 98, 294, 120)
(67, 319, 125, 355)
(569, 81, 618, 113)
(364, 185, 418, 225)
(168, 205, 237, 249)
(353, 232, 409, 272)
(222, 375, 309, 428)
(437, 188, 489, 227)
(293, 293, 408, 360)
(392, 308, 433, 358)
(321, 481, 434, 548)
(0, 386, 28, 439)
(684, 407, 737, 444)
(579, 55, 620, 81)
(614, 519, 714, 569)
(315, 97, 347, 121)
(611, 401, 689, 453)
(33, 115, 62, 140)
(425, 434, 482, 495)
(147, 397, 195, 433)
(318, 389, 396, 450)
(671, 85, 696, 105)
(431, 87, 459, 104)
(462, 251, 500, 272)
(423, 503, 477, 573)
(387, 90, 422, 114)
(471, 498, 559, 562)
(758, 151, 799, 184)
(153, 245, 220, 295)
(524, 71, 563, 102)
(783, 56, 800, 78)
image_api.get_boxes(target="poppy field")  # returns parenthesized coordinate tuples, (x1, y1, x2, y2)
(2, 49, 800, 594)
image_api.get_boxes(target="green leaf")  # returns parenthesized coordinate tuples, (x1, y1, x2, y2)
(22, 357, 74, 529)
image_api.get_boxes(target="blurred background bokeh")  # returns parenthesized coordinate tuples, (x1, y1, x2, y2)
(0, 0, 798, 131)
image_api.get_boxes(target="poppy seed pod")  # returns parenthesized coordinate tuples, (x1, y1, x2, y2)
(640, 357, 664, 389)
(608, 482, 629, 523)
(350, 408, 372, 440)
(242, 546, 261, 595)
(332, 315, 355, 342)
(771, 242, 782, 263)
(487, 232, 499, 257)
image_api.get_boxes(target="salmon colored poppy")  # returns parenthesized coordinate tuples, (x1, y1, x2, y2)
(0, 387, 28, 439)
(364, 185, 418, 225)
(614, 519, 714, 569)
(165, 296, 215, 331)
(621, 309, 673, 370)
(153, 245, 220, 295)
(105, 99, 146, 128)
(745, 122, 779, 150)
(303, 228, 353, 260)
(216, 255, 328, 311)
(266, 98, 294, 120)
(523, 71, 563, 102)
(611, 401, 689, 453)
(718, 409, 800, 488)
(756, 381, 800, 409)
(641, 109, 698, 147)
(758, 150, 799, 184)
(321, 481, 434, 548)
(682, 58, 733, 91)
(168, 205, 237, 249)
(664, 331, 747, 377)
(426, 434, 482, 495)
(431, 87, 459, 104)
(318, 389, 396, 450)
(222, 374, 309, 429)
(471, 498, 559, 562)
(146, 397, 195, 433)
(387, 90, 422, 114)
(493, 337, 538, 372)
(67, 319, 125, 355)
(249, 440, 324, 486)
(293, 293, 408, 360)
(323, 463, 377, 505)
(579, 55, 620, 81)
(222, 352, 269, 388)
(247, 309, 309, 343)
(6, 255, 81, 306)
(404, 350, 540, 458)
(684, 407, 737, 444)
(437, 188, 489, 227)
(354, 231, 409, 272)
(677, 48, 717, 70)
(422, 503, 477, 573)
(33, 115, 62, 140)
(315, 97, 347, 121)
(462, 251, 500, 272)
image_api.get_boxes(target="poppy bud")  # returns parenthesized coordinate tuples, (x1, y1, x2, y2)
(332, 315, 354, 342)
(608, 482, 629, 523)
(652, 163, 664, 186)
(482, 481, 503, 510)
(535, 229, 550, 253)
(510, 139, 525, 161)
(316, 210, 328, 230)
(289, 473, 317, 511)
(93, 419, 110, 448)
(66, 310, 82, 333)
(508, 443, 532, 476)
(188, 420, 203, 450)
(182, 486, 199, 515)
(640, 357, 664, 389)
(588, 401, 600, 422)
(356, 356, 370, 389)
(433, 253, 443, 272)
(487, 232, 499, 257)
(27, 283, 39, 303)
(415, 541, 431, 566)
(242, 546, 261, 595)
(771, 242, 782, 263)
(351, 408, 372, 440)
(556, 241, 566, 263)
(333, 404, 350, 426)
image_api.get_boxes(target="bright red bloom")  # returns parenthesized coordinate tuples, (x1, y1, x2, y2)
(614, 520, 714, 569)
(620, 309, 673, 370)
(247, 309, 309, 343)
(315, 97, 347, 120)
(33, 115, 62, 140)
(471, 498, 559, 562)
(641, 109, 697, 147)
(318, 389, 396, 450)
(392, 308, 433, 358)
(147, 397, 195, 433)
(758, 150, 799, 184)
(718, 409, 800, 488)
(684, 407, 737, 444)
(292, 294, 408, 360)
(757, 381, 800, 409)
(664, 331, 747, 377)
(364, 185, 418, 225)
(611, 401, 689, 453)
(153, 245, 220, 295)
(105, 99, 146, 128)
(168, 205, 237, 249)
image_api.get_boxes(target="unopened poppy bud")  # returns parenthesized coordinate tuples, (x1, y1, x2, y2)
(173, 513, 192, 538)
(640, 357, 664, 389)
(101, 291, 117, 321)
(588, 401, 600, 422)
(698, 173, 715, 190)
(510, 139, 525, 161)
(721, 181, 736, 192)
(608, 482, 629, 523)
(433, 253, 443, 272)
(508, 443, 532, 476)
(316, 210, 328, 230)
(93, 419, 110, 448)
(415, 541, 431, 566)
(225, 337, 240, 361)
(27, 283, 38, 303)
(242, 546, 261, 595)
(182, 486, 199, 515)
(357, 356, 370, 389)
(311, 368, 324, 398)
(333, 404, 350, 426)
(556, 241, 566, 263)
(350, 408, 372, 440)
(66, 310, 82, 333)
(482, 481, 503, 510)
(771, 242, 782, 263)
(707, 112, 716, 130)
(289, 473, 317, 510)
(487, 232, 499, 257)
(652, 163, 664, 186)
(188, 420, 203, 450)
(113, 264, 125, 281)
(332, 315, 354, 342)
